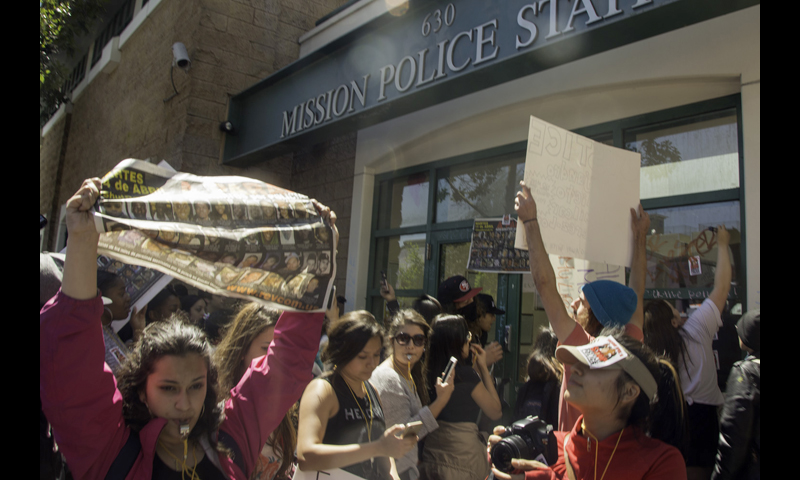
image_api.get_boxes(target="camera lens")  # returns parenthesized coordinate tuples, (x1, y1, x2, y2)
(491, 436, 532, 473)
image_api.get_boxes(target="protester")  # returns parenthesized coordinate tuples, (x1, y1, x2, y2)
(145, 283, 181, 325)
(296, 310, 416, 480)
(489, 332, 688, 480)
(181, 293, 208, 327)
(418, 314, 502, 480)
(215, 302, 298, 480)
(370, 310, 456, 480)
(40, 252, 72, 480)
(643, 226, 732, 480)
(40, 178, 335, 480)
(96, 270, 147, 377)
(515, 180, 650, 432)
(513, 327, 561, 426)
(437, 274, 481, 320)
(472, 293, 505, 364)
(712, 309, 760, 480)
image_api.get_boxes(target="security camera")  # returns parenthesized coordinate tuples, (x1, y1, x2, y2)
(172, 42, 191, 70)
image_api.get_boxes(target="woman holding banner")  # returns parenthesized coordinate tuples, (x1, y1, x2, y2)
(40, 178, 337, 480)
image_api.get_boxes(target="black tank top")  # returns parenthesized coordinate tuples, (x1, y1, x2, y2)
(322, 373, 390, 479)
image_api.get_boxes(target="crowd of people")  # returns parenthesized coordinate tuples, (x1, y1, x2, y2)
(40, 178, 759, 480)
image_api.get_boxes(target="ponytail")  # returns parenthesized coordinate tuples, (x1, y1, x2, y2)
(605, 328, 689, 455)
(649, 359, 689, 457)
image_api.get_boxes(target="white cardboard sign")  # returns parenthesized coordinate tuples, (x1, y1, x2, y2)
(514, 116, 641, 267)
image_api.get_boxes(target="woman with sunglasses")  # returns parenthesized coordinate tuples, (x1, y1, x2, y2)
(418, 314, 503, 480)
(370, 310, 456, 480)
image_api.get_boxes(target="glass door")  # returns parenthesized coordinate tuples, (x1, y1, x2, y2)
(429, 228, 519, 407)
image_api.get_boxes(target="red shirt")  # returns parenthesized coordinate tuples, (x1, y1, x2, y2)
(525, 415, 686, 480)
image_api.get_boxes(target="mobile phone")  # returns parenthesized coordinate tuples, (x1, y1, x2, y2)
(441, 356, 458, 382)
(380, 271, 387, 286)
(401, 421, 423, 438)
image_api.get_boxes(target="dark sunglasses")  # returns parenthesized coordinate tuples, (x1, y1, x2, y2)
(394, 332, 426, 347)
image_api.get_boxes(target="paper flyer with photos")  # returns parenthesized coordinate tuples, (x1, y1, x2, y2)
(92, 159, 336, 312)
(576, 336, 628, 369)
(467, 216, 530, 273)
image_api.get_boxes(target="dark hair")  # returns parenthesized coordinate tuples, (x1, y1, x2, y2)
(411, 294, 442, 324)
(426, 314, 470, 401)
(601, 327, 689, 456)
(322, 311, 384, 373)
(146, 285, 179, 324)
(214, 303, 295, 478)
(116, 318, 225, 447)
(180, 295, 205, 320)
(585, 308, 603, 337)
(203, 308, 236, 345)
(526, 327, 562, 383)
(643, 300, 692, 380)
(387, 310, 431, 405)
(96, 271, 122, 293)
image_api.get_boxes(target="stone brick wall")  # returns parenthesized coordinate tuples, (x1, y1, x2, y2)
(40, 0, 356, 297)
(291, 132, 357, 303)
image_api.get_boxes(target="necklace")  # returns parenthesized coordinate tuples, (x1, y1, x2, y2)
(392, 356, 416, 394)
(581, 420, 624, 480)
(344, 378, 374, 442)
(157, 438, 199, 480)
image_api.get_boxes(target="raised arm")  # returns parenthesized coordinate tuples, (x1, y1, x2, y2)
(707, 226, 732, 312)
(515, 181, 575, 342)
(61, 178, 102, 300)
(40, 178, 130, 480)
(470, 343, 503, 420)
(627, 204, 650, 332)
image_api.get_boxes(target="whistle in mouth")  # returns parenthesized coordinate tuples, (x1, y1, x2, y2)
(180, 424, 190, 438)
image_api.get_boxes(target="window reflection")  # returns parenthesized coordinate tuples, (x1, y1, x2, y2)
(377, 172, 429, 229)
(626, 109, 739, 199)
(436, 153, 524, 223)
(644, 202, 740, 295)
(374, 234, 426, 290)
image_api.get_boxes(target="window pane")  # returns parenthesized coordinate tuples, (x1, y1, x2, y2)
(625, 109, 739, 199)
(373, 234, 426, 290)
(644, 201, 741, 299)
(436, 152, 524, 223)
(377, 172, 429, 229)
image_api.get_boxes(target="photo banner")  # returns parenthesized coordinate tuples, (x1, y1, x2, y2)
(467, 216, 530, 273)
(93, 159, 336, 312)
(514, 116, 640, 267)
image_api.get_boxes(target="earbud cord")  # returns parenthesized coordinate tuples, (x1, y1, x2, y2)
(581, 420, 624, 480)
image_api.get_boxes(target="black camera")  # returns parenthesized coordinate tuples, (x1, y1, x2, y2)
(490, 416, 557, 473)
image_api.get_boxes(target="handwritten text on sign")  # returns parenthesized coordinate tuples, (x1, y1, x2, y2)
(515, 116, 640, 267)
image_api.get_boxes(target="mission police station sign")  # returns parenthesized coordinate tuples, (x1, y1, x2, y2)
(222, 0, 755, 165)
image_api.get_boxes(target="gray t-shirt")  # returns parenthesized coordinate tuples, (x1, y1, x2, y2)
(370, 363, 439, 480)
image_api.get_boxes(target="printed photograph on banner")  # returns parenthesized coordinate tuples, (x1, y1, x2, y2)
(467, 217, 530, 273)
(93, 159, 337, 312)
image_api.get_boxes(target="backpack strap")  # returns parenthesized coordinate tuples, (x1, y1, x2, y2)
(104, 430, 141, 480)
(217, 429, 247, 476)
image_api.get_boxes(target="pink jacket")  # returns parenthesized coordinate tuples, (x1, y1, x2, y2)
(40, 290, 324, 480)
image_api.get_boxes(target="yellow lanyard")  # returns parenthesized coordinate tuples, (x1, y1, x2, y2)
(157, 438, 199, 480)
(345, 380, 374, 442)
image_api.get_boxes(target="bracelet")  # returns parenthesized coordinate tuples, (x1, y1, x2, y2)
(523, 218, 537, 225)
